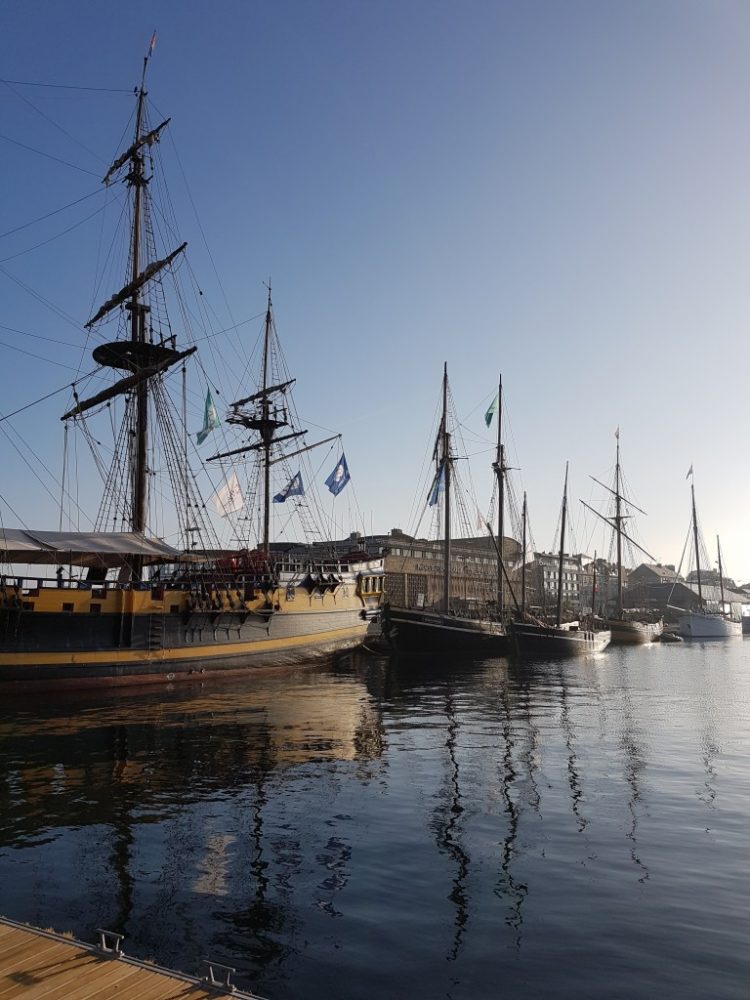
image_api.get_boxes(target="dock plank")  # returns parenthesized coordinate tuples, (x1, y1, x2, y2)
(10, 955, 146, 1000)
(0, 918, 260, 1000)
(0, 939, 70, 985)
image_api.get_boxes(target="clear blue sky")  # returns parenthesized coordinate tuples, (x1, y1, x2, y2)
(1, 1, 749, 580)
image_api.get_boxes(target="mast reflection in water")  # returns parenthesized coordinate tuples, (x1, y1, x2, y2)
(1, 643, 750, 1000)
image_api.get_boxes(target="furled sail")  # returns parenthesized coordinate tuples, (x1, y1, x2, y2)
(84, 242, 187, 329)
(62, 346, 196, 419)
(102, 118, 171, 186)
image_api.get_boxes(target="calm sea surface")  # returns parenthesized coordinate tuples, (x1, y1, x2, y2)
(1, 641, 749, 999)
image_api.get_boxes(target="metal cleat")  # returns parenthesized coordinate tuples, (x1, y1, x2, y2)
(96, 928, 124, 956)
(203, 958, 237, 993)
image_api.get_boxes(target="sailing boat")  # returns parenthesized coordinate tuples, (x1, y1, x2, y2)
(508, 464, 611, 657)
(581, 434, 663, 643)
(382, 365, 508, 654)
(677, 478, 741, 639)
(0, 55, 383, 692)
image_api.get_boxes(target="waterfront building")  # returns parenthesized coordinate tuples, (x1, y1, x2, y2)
(521, 551, 584, 617)
(383, 528, 521, 614)
(627, 563, 750, 619)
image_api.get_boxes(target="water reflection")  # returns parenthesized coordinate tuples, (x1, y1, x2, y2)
(1, 645, 749, 999)
(556, 666, 588, 833)
(618, 670, 650, 884)
(494, 680, 527, 946)
(431, 688, 470, 962)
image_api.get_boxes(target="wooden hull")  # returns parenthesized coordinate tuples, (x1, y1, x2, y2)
(678, 612, 742, 639)
(600, 617, 663, 644)
(383, 605, 509, 655)
(0, 563, 384, 692)
(509, 621, 611, 658)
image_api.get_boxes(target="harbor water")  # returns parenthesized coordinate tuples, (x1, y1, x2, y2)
(1, 640, 749, 999)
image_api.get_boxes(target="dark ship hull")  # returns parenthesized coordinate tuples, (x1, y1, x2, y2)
(383, 604, 508, 655)
(508, 620, 611, 658)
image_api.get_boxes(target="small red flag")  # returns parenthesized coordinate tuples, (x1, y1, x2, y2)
(149, 31, 157, 55)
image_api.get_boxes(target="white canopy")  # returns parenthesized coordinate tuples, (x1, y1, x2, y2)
(0, 530, 184, 568)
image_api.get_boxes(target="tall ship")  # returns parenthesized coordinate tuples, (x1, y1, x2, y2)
(582, 433, 662, 643)
(508, 464, 611, 658)
(383, 365, 507, 655)
(0, 55, 383, 692)
(676, 475, 741, 639)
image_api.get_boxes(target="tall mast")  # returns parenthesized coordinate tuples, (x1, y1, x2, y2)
(129, 59, 150, 541)
(261, 288, 272, 555)
(442, 363, 451, 613)
(521, 491, 527, 617)
(614, 435, 623, 615)
(591, 549, 598, 618)
(493, 376, 505, 617)
(556, 462, 569, 627)
(717, 535, 726, 612)
(210, 290, 305, 551)
(691, 481, 702, 603)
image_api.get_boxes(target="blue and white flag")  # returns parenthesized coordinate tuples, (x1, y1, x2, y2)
(325, 453, 350, 496)
(273, 470, 305, 503)
(197, 389, 220, 445)
(428, 462, 445, 506)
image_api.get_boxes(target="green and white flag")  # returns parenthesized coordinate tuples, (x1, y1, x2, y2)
(197, 389, 220, 445)
(484, 393, 498, 428)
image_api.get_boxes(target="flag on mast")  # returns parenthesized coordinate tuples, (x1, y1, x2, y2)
(211, 473, 244, 517)
(325, 453, 350, 496)
(148, 30, 157, 55)
(197, 389, 220, 445)
(428, 462, 445, 506)
(273, 471, 305, 503)
(484, 394, 499, 428)
(686, 464, 693, 480)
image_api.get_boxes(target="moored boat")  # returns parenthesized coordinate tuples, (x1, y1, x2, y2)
(383, 366, 508, 656)
(0, 53, 382, 692)
(582, 432, 662, 644)
(602, 617, 663, 644)
(676, 476, 741, 640)
(509, 464, 611, 658)
(678, 610, 741, 639)
(509, 619, 611, 657)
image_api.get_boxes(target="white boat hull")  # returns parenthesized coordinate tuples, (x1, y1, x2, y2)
(678, 612, 742, 639)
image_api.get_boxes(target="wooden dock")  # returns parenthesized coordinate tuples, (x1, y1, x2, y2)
(0, 916, 262, 999)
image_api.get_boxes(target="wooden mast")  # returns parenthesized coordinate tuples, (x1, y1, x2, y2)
(261, 288, 272, 555)
(129, 60, 149, 544)
(691, 480, 702, 603)
(442, 363, 451, 613)
(493, 376, 505, 618)
(591, 549, 598, 619)
(717, 534, 726, 614)
(614, 434, 623, 616)
(521, 491, 527, 617)
(556, 462, 569, 627)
